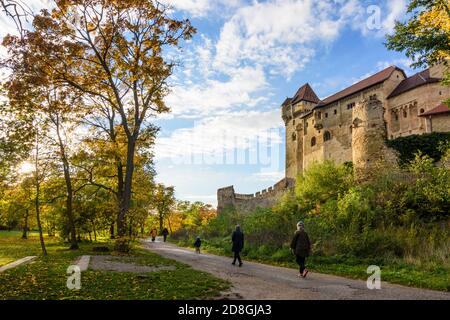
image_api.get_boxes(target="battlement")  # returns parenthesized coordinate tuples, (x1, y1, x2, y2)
(217, 178, 294, 214)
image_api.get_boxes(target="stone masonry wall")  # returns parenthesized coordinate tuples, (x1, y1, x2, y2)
(217, 178, 294, 214)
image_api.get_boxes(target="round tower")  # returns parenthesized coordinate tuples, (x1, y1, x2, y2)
(352, 97, 397, 180)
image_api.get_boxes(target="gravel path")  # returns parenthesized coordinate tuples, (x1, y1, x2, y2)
(142, 238, 450, 300)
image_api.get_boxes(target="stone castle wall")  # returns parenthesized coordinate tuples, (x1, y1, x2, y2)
(217, 178, 294, 214)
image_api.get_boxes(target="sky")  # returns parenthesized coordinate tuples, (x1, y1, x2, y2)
(1, 0, 419, 206)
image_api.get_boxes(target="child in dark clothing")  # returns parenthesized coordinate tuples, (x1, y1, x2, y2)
(194, 237, 201, 254)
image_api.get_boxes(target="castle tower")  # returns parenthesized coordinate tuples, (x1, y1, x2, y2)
(217, 186, 236, 214)
(352, 97, 397, 180)
(282, 83, 320, 180)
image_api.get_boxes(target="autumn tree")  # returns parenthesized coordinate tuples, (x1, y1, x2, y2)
(152, 184, 175, 234)
(386, 0, 450, 104)
(18, 0, 195, 245)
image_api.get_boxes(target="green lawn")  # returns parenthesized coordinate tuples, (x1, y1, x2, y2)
(0, 232, 230, 300)
(173, 239, 450, 292)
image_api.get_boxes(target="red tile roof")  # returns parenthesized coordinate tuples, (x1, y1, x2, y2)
(419, 103, 450, 117)
(388, 69, 441, 99)
(291, 83, 320, 105)
(318, 66, 406, 107)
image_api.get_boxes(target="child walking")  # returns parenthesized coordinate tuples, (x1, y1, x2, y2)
(194, 237, 202, 254)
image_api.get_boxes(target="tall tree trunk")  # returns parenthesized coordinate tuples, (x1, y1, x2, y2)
(110, 223, 115, 239)
(56, 121, 78, 250)
(117, 138, 136, 238)
(92, 220, 97, 242)
(34, 132, 47, 256)
(22, 209, 29, 239)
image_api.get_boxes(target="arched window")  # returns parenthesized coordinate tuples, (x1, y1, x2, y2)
(311, 137, 317, 147)
(292, 132, 297, 141)
(324, 131, 332, 142)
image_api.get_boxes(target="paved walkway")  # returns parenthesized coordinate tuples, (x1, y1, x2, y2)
(142, 238, 450, 300)
(0, 256, 37, 273)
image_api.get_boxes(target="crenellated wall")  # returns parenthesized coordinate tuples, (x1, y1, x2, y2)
(217, 178, 295, 214)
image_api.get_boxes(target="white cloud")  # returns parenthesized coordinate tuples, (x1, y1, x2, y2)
(155, 109, 284, 161)
(160, 0, 242, 18)
(166, 65, 269, 118)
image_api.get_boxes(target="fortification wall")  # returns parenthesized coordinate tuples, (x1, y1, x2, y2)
(217, 178, 294, 214)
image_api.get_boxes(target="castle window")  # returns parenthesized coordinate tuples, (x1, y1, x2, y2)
(325, 113, 329, 118)
(317, 112, 322, 119)
(420, 108, 425, 114)
(311, 137, 317, 147)
(292, 133, 297, 141)
(324, 131, 332, 142)
(293, 119, 296, 125)
(334, 109, 337, 115)
(347, 102, 355, 110)
(403, 110, 408, 118)
(395, 114, 399, 121)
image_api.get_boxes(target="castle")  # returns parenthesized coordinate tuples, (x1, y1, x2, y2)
(217, 62, 450, 213)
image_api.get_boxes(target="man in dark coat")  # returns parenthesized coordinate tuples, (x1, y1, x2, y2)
(162, 228, 169, 242)
(232, 225, 244, 267)
(290, 221, 311, 278)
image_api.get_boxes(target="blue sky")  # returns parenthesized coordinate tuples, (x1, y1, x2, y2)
(153, 0, 417, 206)
(0, 0, 417, 206)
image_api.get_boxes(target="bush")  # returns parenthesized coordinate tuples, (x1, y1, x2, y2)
(386, 132, 450, 165)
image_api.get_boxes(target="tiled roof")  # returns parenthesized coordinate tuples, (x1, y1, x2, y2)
(388, 69, 441, 99)
(319, 66, 405, 107)
(419, 103, 450, 117)
(291, 83, 320, 105)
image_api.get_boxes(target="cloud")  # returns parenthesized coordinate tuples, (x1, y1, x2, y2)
(160, 0, 242, 18)
(155, 109, 284, 162)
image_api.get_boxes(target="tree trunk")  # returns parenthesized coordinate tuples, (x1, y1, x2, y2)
(110, 223, 115, 239)
(92, 220, 97, 241)
(56, 119, 78, 250)
(117, 138, 136, 238)
(22, 209, 29, 239)
(34, 133, 47, 256)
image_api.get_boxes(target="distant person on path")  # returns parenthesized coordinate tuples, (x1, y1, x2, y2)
(150, 228, 157, 242)
(290, 221, 311, 278)
(162, 228, 169, 242)
(231, 225, 244, 267)
(194, 237, 202, 254)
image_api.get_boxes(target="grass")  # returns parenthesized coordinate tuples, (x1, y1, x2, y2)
(0, 231, 230, 300)
(172, 238, 450, 292)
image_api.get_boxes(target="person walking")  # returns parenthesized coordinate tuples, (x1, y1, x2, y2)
(150, 228, 157, 242)
(290, 221, 311, 278)
(194, 236, 202, 254)
(231, 225, 244, 267)
(162, 228, 169, 242)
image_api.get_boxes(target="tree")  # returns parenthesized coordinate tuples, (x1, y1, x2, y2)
(152, 184, 175, 234)
(386, 0, 450, 104)
(20, 0, 195, 243)
(2, 34, 84, 250)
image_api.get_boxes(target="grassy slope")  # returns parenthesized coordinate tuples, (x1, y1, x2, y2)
(173, 239, 450, 292)
(0, 232, 230, 300)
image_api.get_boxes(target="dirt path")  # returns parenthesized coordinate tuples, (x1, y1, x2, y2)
(142, 238, 450, 300)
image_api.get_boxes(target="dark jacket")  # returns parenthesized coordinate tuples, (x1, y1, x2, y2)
(290, 230, 311, 257)
(232, 230, 244, 253)
(194, 238, 201, 248)
(162, 228, 169, 236)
